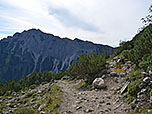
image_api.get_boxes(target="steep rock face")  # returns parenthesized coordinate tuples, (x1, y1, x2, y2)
(0, 29, 113, 82)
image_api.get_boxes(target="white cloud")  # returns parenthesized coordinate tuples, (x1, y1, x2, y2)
(0, 0, 151, 46)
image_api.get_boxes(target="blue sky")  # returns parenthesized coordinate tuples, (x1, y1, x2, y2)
(0, 0, 151, 46)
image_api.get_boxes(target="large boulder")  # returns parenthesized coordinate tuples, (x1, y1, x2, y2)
(92, 78, 106, 89)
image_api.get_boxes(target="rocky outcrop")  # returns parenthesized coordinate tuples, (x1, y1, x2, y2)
(108, 56, 152, 113)
(0, 29, 113, 82)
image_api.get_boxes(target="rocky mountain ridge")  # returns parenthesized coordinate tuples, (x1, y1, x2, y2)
(0, 29, 113, 82)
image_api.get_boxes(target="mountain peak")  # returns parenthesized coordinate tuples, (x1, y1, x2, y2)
(23, 28, 42, 34)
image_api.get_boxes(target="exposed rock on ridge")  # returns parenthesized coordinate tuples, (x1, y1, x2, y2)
(0, 29, 113, 82)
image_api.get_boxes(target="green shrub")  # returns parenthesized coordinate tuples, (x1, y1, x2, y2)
(43, 84, 63, 114)
(140, 103, 152, 113)
(14, 107, 36, 114)
(128, 81, 139, 96)
(25, 92, 34, 98)
(124, 94, 135, 104)
(124, 70, 144, 97)
(67, 51, 106, 84)
(30, 84, 37, 89)
(41, 81, 48, 85)
(4, 90, 11, 96)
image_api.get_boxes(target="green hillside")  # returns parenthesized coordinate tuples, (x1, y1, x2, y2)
(112, 24, 152, 71)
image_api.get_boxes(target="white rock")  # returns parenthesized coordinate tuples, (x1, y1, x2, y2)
(143, 77, 150, 83)
(141, 88, 147, 93)
(85, 108, 94, 113)
(6, 103, 11, 107)
(126, 61, 132, 64)
(101, 75, 106, 79)
(38, 90, 41, 93)
(11, 92, 16, 96)
(113, 56, 118, 60)
(38, 104, 48, 111)
(40, 111, 45, 114)
(0, 100, 2, 103)
(149, 71, 152, 76)
(92, 78, 106, 89)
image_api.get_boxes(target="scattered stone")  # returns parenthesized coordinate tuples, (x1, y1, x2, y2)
(120, 72, 125, 77)
(75, 100, 82, 104)
(40, 111, 45, 114)
(113, 102, 123, 110)
(38, 90, 41, 93)
(148, 109, 152, 113)
(107, 69, 111, 73)
(8, 97, 12, 100)
(99, 100, 105, 104)
(11, 91, 16, 96)
(102, 75, 106, 79)
(110, 72, 117, 77)
(38, 104, 48, 111)
(14, 105, 17, 108)
(117, 59, 121, 63)
(92, 78, 106, 89)
(106, 102, 111, 105)
(149, 71, 152, 76)
(126, 61, 132, 64)
(141, 72, 146, 75)
(62, 76, 70, 80)
(76, 106, 82, 110)
(110, 87, 114, 91)
(131, 99, 137, 105)
(113, 99, 119, 105)
(79, 97, 86, 101)
(143, 77, 151, 83)
(66, 110, 72, 113)
(6, 103, 11, 107)
(138, 83, 144, 89)
(21, 91, 25, 95)
(108, 107, 111, 111)
(95, 96, 99, 99)
(85, 108, 94, 113)
(91, 98, 96, 102)
(24, 103, 28, 107)
(106, 95, 111, 99)
(141, 88, 147, 93)
(9, 110, 13, 113)
(113, 77, 119, 83)
(105, 109, 109, 112)
(120, 81, 130, 94)
(3, 111, 9, 114)
(113, 56, 118, 60)
(0, 99, 2, 103)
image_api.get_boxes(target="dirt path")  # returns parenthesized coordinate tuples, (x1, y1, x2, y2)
(57, 78, 131, 114)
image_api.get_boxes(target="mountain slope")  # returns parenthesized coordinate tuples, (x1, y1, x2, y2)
(112, 24, 152, 67)
(111, 24, 152, 113)
(0, 29, 113, 82)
